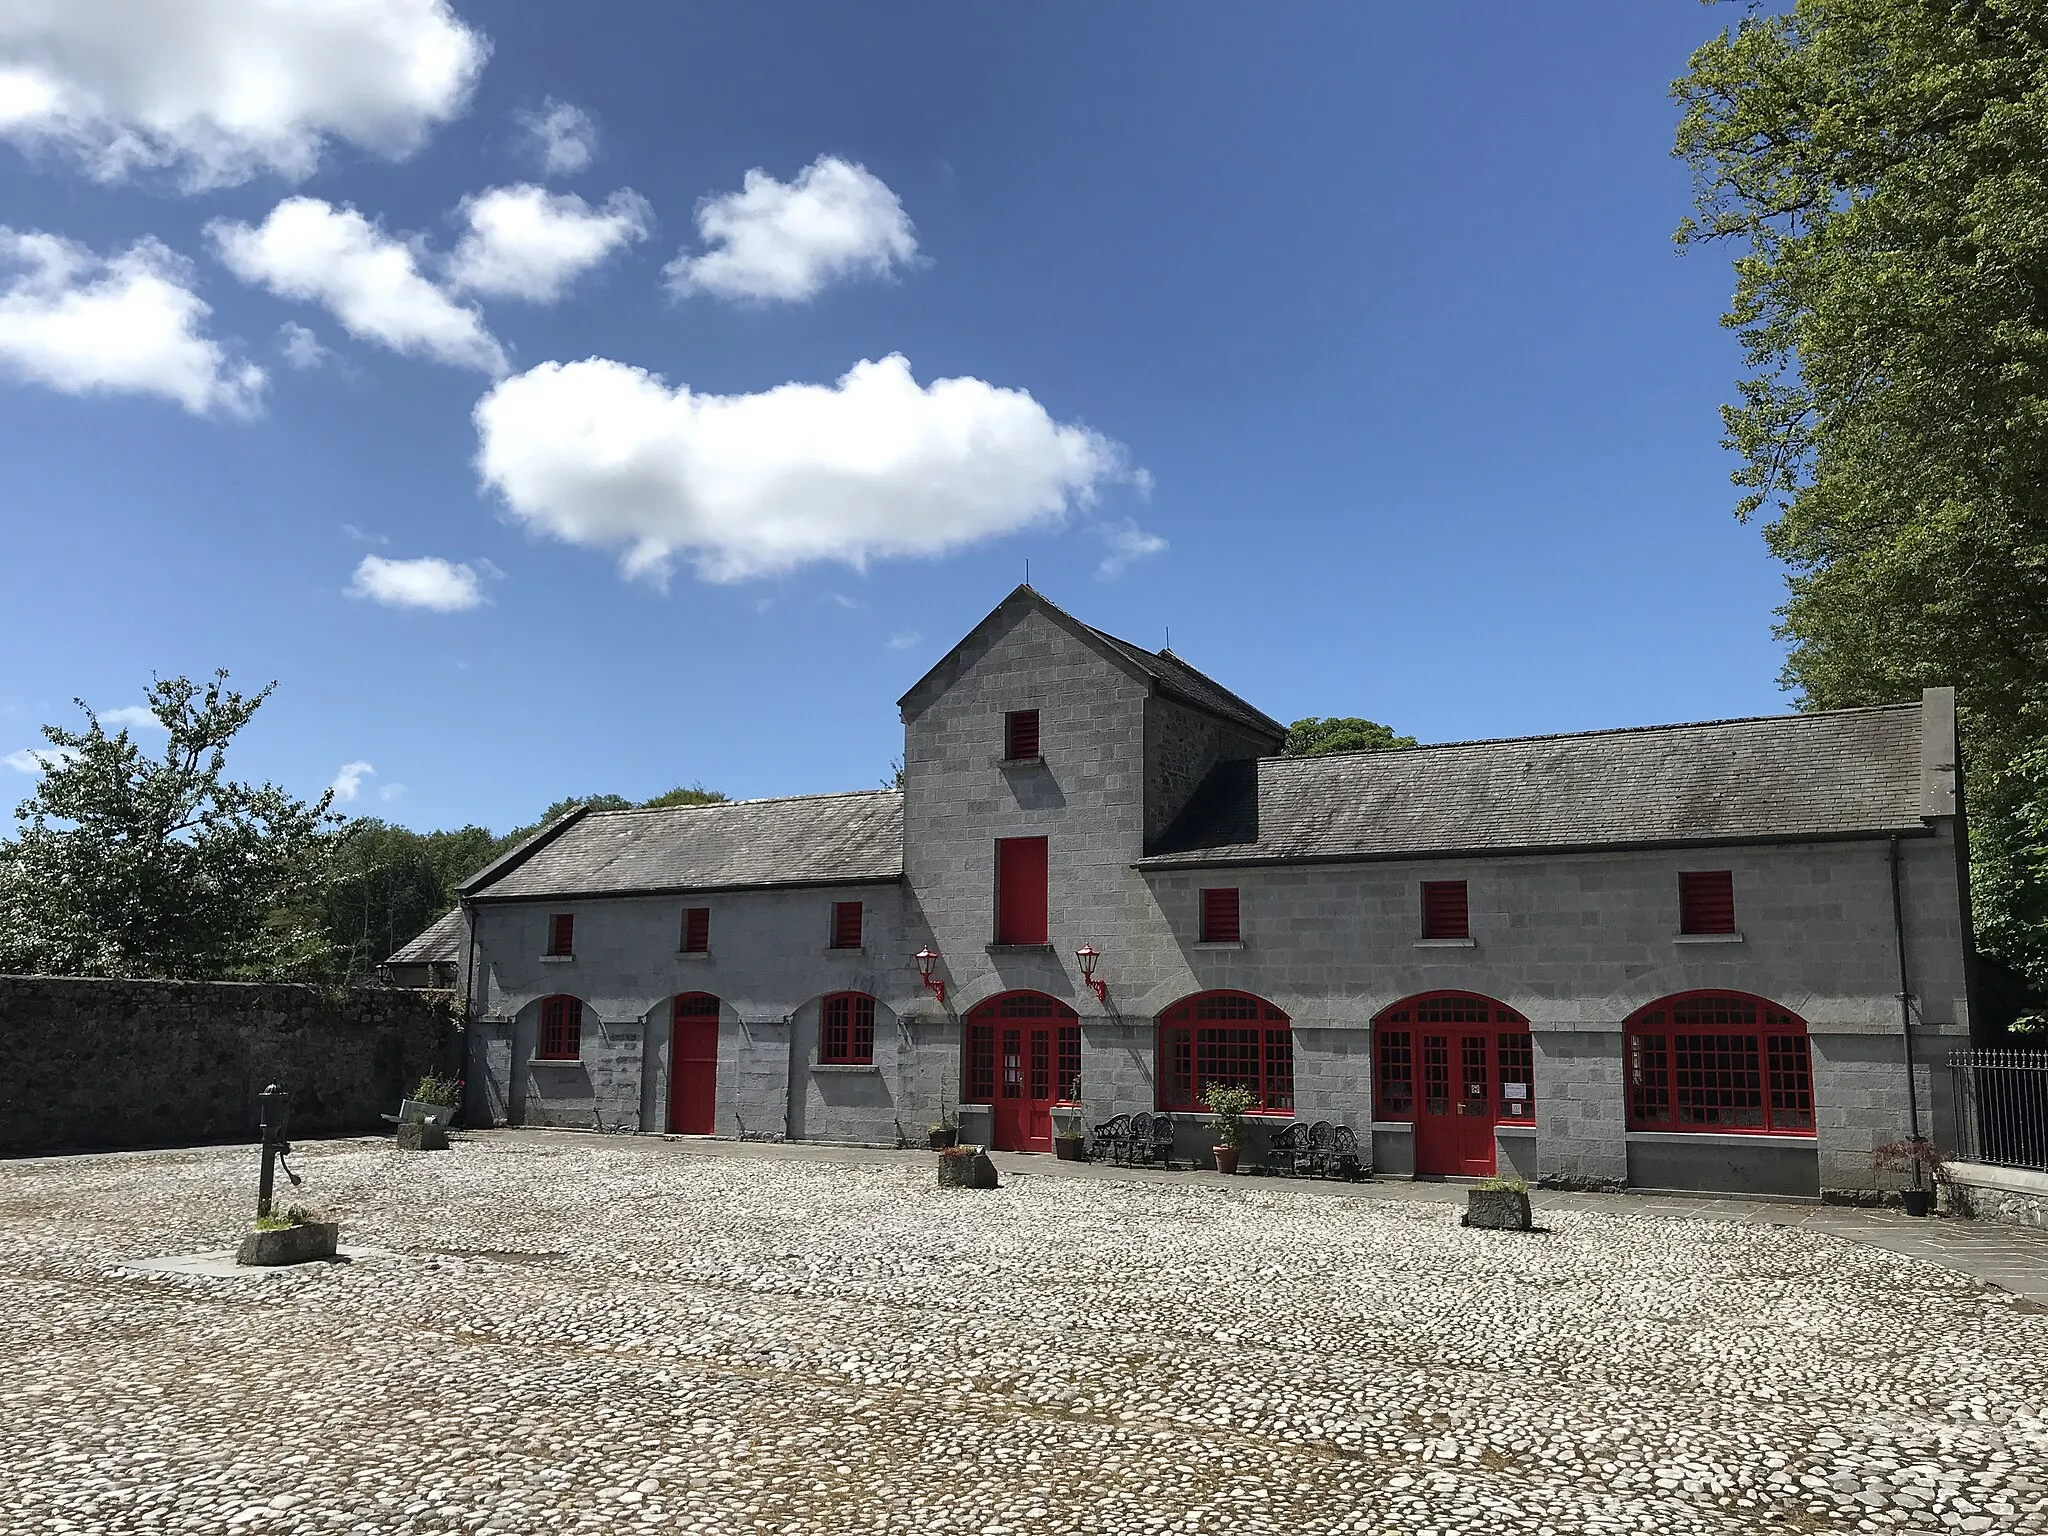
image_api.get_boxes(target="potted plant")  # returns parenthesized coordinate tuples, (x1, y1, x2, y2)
(929, 1104, 958, 1151)
(1054, 1077, 1087, 1161)
(1200, 1083, 1258, 1174)
(1462, 1175, 1533, 1231)
(236, 1202, 340, 1267)
(1871, 1136, 1947, 1216)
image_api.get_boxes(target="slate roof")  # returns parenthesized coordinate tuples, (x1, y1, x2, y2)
(463, 789, 904, 901)
(385, 907, 466, 965)
(1079, 622, 1286, 741)
(1141, 704, 1931, 867)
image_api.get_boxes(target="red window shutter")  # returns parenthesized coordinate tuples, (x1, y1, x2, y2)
(1200, 887, 1241, 944)
(1420, 881, 1468, 940)
(539, 995, 581, 1058)
(821, 992, 875, 1064)
(1005, 709, 1040, 761)
(547, 914, 574, 955)
(995, 836, 1049, 944)
(1679, 871, 1736, 934)
(831, 901, 863, 950)
(682, 907, 710, 953)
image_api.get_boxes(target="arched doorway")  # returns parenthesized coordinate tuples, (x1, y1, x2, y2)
(667, 992, 720, 1135)
(1156, 991, 1294, 1114)
(965, 991, 1079, 1153)
(1374, 992, 1532, 1177)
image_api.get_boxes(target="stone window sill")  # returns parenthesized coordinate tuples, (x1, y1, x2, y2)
(999, 755, 1045, 768)
(1414, 938, 1477, 948)
(528, 1056, 582, 1067)
(1625, 1129, 1814, 1146)
(986, 943, 1055, 954)
(1193, 940, 1246, 951)
(1673, 932, 1744, 944)
(826, 946, 866, 956)
(676, 950, 712, 959)
(1370, 1120, 1414, 1133)
(812, 1062, 880, 1075)
(539, 954, 574, 963)
(1494, 1123, 1537, 1137)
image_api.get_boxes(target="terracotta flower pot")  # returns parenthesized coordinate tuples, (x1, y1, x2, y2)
(1213, 1145, 1240, 1175)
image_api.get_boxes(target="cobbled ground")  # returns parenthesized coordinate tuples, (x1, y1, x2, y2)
(1, 1137, 2045, 1536)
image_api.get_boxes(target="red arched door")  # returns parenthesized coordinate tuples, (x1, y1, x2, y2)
(965, 992, 1079, 1153)
(1375, 993, 1532, 1177)
(668, 993, 720, 1134)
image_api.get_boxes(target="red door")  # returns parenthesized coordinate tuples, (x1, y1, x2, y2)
(667, 994, 719, 1135)
(993, 1024, 1055, 1153)
(1413, 1031, 1497, 1176)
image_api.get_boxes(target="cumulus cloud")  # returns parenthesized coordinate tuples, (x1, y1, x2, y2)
(473, 352, 1134, 584)
(3, 745, 74, 773)
(0, 228, 265, 416)
(347, 553, 485, 611)
(514, 97, 596, 177)
(96, 705, 165, 732)
(1094, 518, 1168, 580)
(446, 184, 650, 302)
(277, 320, 330, 370)
(665, 155, 917, 303)
(330, 760, 375, 802)
(886, 631, 921, 651)
(211, 198, 505, 374)
(0, 0, 487, 190)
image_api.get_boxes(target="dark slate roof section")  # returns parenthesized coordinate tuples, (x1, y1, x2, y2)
(464, 789, 905, 901)
(1080, 622, 1286, 742)
(386, 908, 466, 965)
(1141, 703, 1931, 867)
(455, 804, 591, 896)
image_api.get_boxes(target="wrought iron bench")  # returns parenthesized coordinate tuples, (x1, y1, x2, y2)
(1295, 1120, 1334, 1178)
(1328, 1124, 1367, 1181)
(1090, 1113, 1133, 1164)
(1143, 1112, 1176, 1169)
(1257, 1121, 1302, 1176)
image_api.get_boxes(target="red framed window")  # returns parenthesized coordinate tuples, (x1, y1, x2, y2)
(820, 992, 875, 1065)
(830, 900, 863, 950)
(1199, 887, 1241, 944)
(1679, 870, 1736, 935)
(1627, 992, 1813, 1134)
(995, 836, 1049, 945)
(682, 907, 710, 953)
(1372, 993, 1533, 1122)
(966, 1021, 997, 1103)
(1420, 880, 1469, 940)
(1157, 991, 1292, 1113)
(962, 992, 1079, 1103)
(538, 995, 582, 1059)
(1005, 709, 1040, 761)
(1376, 1029, 1414, 1116)
(546, 913, 574, 956)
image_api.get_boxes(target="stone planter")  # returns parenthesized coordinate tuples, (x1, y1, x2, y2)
(937, 1147, 998, 1189)
(1213, 1145, 1240, 1175)
(236, 1220, 340, 1267)
(400, 1098, 454, 1127)
(1462, 1188, 1533, 1231)
(395, 1121, 449, 1151)
(928, 1127, 958, 1151)
(1054, 1135, 1086, 1162)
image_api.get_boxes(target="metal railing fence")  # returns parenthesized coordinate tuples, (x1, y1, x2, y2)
(1950, 1049, 2048, 1172)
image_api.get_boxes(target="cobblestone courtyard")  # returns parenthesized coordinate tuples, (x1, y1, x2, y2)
(3, 1136, 2046, 1536)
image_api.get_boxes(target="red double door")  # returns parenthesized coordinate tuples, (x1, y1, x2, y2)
(667, 994, 719, 1135)
(1413, 1031, 1499, 1177)
(994, 1023, 1056, 1153)
(970, 993, 1079, 1154)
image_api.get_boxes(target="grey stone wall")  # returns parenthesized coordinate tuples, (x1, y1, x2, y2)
(1142, 695, 1271, 847)
(0, 975, 456, 1156)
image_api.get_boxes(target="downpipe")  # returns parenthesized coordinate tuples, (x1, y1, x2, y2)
(1889, 834, 1925, 1184)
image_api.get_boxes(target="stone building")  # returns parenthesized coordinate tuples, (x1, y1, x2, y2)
(449, 585, 1973, 1197)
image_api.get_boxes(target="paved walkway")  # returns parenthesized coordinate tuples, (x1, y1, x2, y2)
(494, 1126, 2048, 1305)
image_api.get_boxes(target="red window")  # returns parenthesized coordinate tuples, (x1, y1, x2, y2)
(546, 913, 574, 956)
(1157, 991, 1293, 1113)
(962, 992, 1077, 1104)
(1626, 992, 1813, 1134)
(1376, 1029, 1414, 1116)
(1200, 887, 1241, 944)
(1373, 993, 1533, 1122)
(995, 836, 1049, 945)
(674, 992, 719, 1020)
(1679, 870, 1736, 934)
(538, 995, 582, 1059)
(1005, 709, 1040, 761)
(682, 907, 710, 953)
(1421, 880, 1469, 940)
(821, 992, 875, 1065)
(966, 1021, 996, 1103)
(831, 901, 863, 950)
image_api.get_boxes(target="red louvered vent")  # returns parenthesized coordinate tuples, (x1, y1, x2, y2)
(546, 913, 574, 956)
(1679, 871, 1736, 935)
(1420, 881, 1469, 940)
(1200, 887, 1241, 944)
(831, 900, 864, 950)
(682, 907, 710, 953)
(1005, 709, 1040, 761)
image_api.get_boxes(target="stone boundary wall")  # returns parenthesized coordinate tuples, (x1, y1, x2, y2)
(0, 976, 459, 1156)
(1944, 1160, 2048, 1231)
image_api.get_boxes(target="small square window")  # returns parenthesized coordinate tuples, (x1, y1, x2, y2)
(1679, 871, 1736, 934)
(1420, 881, 1469, 940)
(682, 907, 710, 953)
(831, 900, 864, 950)
(546, 913, 574, 956)
(1005, 709, 1040, 761)
(1200, 887, 1241, 944)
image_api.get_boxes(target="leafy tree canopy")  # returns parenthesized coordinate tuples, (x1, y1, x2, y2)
(1282, 718, 1419, 757)
(1674, 0, 2048, 983)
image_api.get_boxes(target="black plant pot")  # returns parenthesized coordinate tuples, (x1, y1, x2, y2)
(1902, 1188, 1933, 1217)
(929, 1127, 958, 1151)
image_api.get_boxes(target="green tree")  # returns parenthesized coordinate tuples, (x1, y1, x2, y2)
(0, 673, 337, 979)
(1673, 0, 2048, 985)
(314, 819, 497, 978)
(1282, 718, 1419, 757)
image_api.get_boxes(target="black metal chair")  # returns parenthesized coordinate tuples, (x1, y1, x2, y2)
(1257, 1121, 1301, 1176)
(1123, 1112, 1154, 1167)
(1296, 1120, 1334, 1178)
(1090, 1114, 1132, 1165)
(1329, 1125, 1366, 1181)
(1147, 1112, 1176, 1169)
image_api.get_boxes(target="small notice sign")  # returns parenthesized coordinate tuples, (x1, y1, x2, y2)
(1503, 1083, 1527, 1100)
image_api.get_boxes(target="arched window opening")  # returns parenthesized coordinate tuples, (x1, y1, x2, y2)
(1626, 993, 1813, 1135)
(963, 992, 1080, 1106)
(1157, 991, 1292, 1113)
(538, 995, 582, 1060)
(821, 992, 877, 1065)
(1373, 993, 1532, 1124)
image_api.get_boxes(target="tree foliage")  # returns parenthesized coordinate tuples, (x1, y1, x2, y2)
(1282, 718, 1419, 758)
(314, 819, 497, 980)
(0, 674, 337, 979)
(1674, 0, 2048, 985)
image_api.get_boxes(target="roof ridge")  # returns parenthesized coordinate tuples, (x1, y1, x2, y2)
(581, 787, 902, 820)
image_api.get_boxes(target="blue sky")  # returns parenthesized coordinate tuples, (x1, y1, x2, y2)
(0, 2, 1774, 835)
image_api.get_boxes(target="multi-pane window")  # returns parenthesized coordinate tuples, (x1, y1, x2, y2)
(1372, 994, 1533, 1122)
(1376, 1029, 1414, 1116)
(1005, 709, 1041, 761)
(1626, 993, 1813, 1134)
(1157, 991, 1293, 1113)
(674, 992, 719, 1022)
(1679, 870, 1737, 935)
(962, 992, 1078, 1104)
(830, 900, 864, 950)
(1199, 887, 1241, 944)
(538, 995, 582, 1059)
(1420, 880, 1469, 940)
(546, 913, 574, 956)
(995, 836, 1049, 945)
(820, 992, 876, 1065)
(682, 907, 710, 954)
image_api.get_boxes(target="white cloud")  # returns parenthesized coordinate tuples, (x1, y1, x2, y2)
(347, 553, 485, 611)
(341, 522, 387, 544)
(96, 705, 165, 732)
(278, 320, 330, 370)
(0, 227, 265, 416)
(1094, 518, 1168, 580)
(3, 745, 73, 773)
(210, 197, 506, 373)
(886, 631, 921, 651)
(0, 0, 487, 190)
(378, 781, 407, 803)
(446, 184, 650, 302)
(473, 352, 1134, 584)
(665, 155, 917, 304)
(330, 760, 374, 802)
(514, 97, 595, 177)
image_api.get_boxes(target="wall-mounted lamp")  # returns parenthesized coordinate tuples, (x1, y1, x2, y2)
(1075, 943, 1107, 1004)
(914, 946, 946, 1005)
